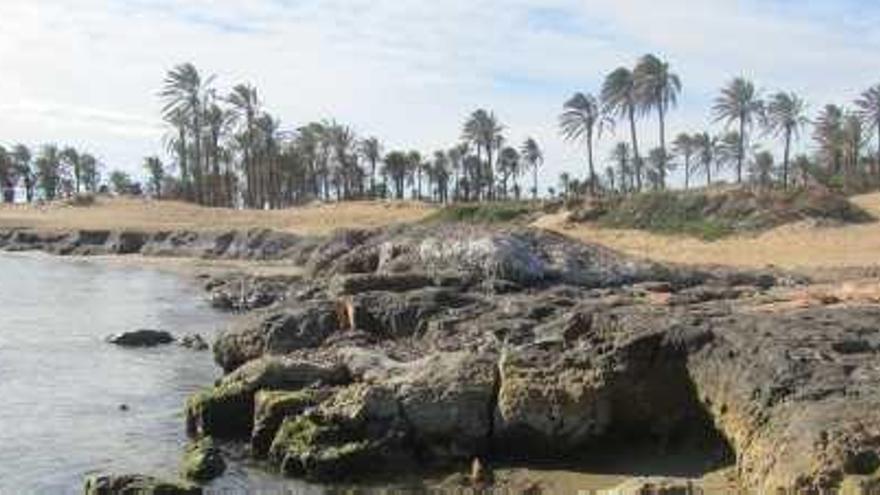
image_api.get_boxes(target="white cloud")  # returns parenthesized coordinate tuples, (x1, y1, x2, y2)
(0, 0, 878, 188)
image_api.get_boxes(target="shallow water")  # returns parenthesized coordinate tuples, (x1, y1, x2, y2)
(0, 253, 318, 494)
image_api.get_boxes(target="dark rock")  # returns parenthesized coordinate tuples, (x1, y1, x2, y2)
(181, 437, 226, 482)
(83, 474, 201, 495)
(106, 329, 174, 347)
(179, 334, 209, 351)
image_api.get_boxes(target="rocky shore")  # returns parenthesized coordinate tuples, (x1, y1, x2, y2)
(4, 224, 880, 493)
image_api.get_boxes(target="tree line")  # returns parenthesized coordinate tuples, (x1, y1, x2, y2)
(0, 144, 101, 203)
(145, 63, 546, 209)
(556, 54, 880, 198)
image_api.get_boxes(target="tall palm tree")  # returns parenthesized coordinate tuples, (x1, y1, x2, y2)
(144, 156, 165, 198)
(35, 145, 61, 200)
(497, 146, 520, 199)
(11, 144, 33, 202)
(672, 133, 696, 190)
(559, 92, 609, 194)
(227, 83, 260, 207)
(842, 111, 866, 176)
(693, 132, 719, 187)
(520, 138, 543, 200)
(602, 67, 643, 191)
(161, 63, 214, 203)
(0, 146, 11, 203)
(635, 54, 681, 189)
(610, 142, 632, 193)
(712, 77, 764, 184)
(855, 84, 880, 177)
(60, 147, 81, 195)
(462, 109, 504, 200)
(813, 104, 845, 174)
(359, 137, 382, 198)
(765, 92, 808, 188)
(79, 153, 99, 193)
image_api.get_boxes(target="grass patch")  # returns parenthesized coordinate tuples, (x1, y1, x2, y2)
(424, 202, 534, 224)
(589, 188, 873, 241)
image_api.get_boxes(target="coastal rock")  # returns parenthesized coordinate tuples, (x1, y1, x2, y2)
(602, 477, 699, 495)
(186, 356, 348, 439)
(181, 437, 226, 482)
(83, 474, 201, 495)
(178, 334, 209, 351)
(251, 389, 328, 458)
(385, 351, 498, 460)
(213, 301, 341, 372)
(267, 384, 412, 481)
(106, 329, 174, 347)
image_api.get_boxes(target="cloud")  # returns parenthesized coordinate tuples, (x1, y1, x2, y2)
(0, 0, 878, 188)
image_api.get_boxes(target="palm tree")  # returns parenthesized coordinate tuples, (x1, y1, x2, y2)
(0, 146, 12, 203)
(11, 145, 33, 202)
(520, 138, 543, 200)
(559, 92, 609, 194)
(765, 92, 808, 188)
(227, 83, 260, 207)
(359, 137, 382, 198)
(842, 111, 866, 176)
(144, 156, 165, 198)
(602, 67, 643, 190)
(559, 172, 571, 199)
(60, 147, 81, 194)
(462, 109, 504, 200)
(856, 84, 880, 178)
(635, 54, 682, 189)
(693, 132, 719, 187)
(161, 63, 214, 203)
(35, 145, 61, 200)
(497, 146, 520, 199)
(610, 142, 632, 193)
(751, 150, 775, 188)
(713, 77, 764, 184)
(383, 151, 409, 200)
(814, 104, 845, 174)
(79, 153, 99, 193)
(672, 133, 696, 190)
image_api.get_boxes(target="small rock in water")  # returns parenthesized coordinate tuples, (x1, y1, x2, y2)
(118, 404, 129, 412)
(179, 334, 210, 351)
(106, 329, 174, 348)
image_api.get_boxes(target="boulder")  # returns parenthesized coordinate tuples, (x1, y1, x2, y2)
(267, 384, 412, 481)
(106, 329, 174, 347)
(186, 356, 348, 439)
(251, 389, 328, 458)
(181, 437, 226, 482)
(83, 474, 201, 495)
(213, 301, 341, 372)
(601, 477, 699, 495)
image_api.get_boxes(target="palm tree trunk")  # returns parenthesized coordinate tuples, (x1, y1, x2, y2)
(628, 106, 642, 191)
(532, 164, 538, 201)
(738, 114, 745, 184)
(587, 130, 596, 196)
(783, 128, 792, 189)
(658, 106, 666, 189)
(684, 154, 690, 190)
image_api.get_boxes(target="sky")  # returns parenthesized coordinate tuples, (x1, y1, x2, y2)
(2, 0, 880, 191)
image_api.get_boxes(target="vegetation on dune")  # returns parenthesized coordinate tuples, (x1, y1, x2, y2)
(587, 188, 873, 240)
(425, 203, 535, 224)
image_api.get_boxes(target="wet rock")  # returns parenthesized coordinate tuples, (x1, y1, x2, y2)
(186, 356, 348, 439)
(106, 329, 174, 347)
(604, 477, 699, 495)
(251, 389, 328, 458)
(181, 437, 226, 482)
(267, 384, 412, 482)
(179, 334, 209, 351)
(83, 474, 201, 495)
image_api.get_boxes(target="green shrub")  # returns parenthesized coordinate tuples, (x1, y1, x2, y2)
(425, 203, 534, 224)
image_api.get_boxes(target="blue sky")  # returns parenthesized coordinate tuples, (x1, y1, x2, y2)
(1, 0, 879, 190)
